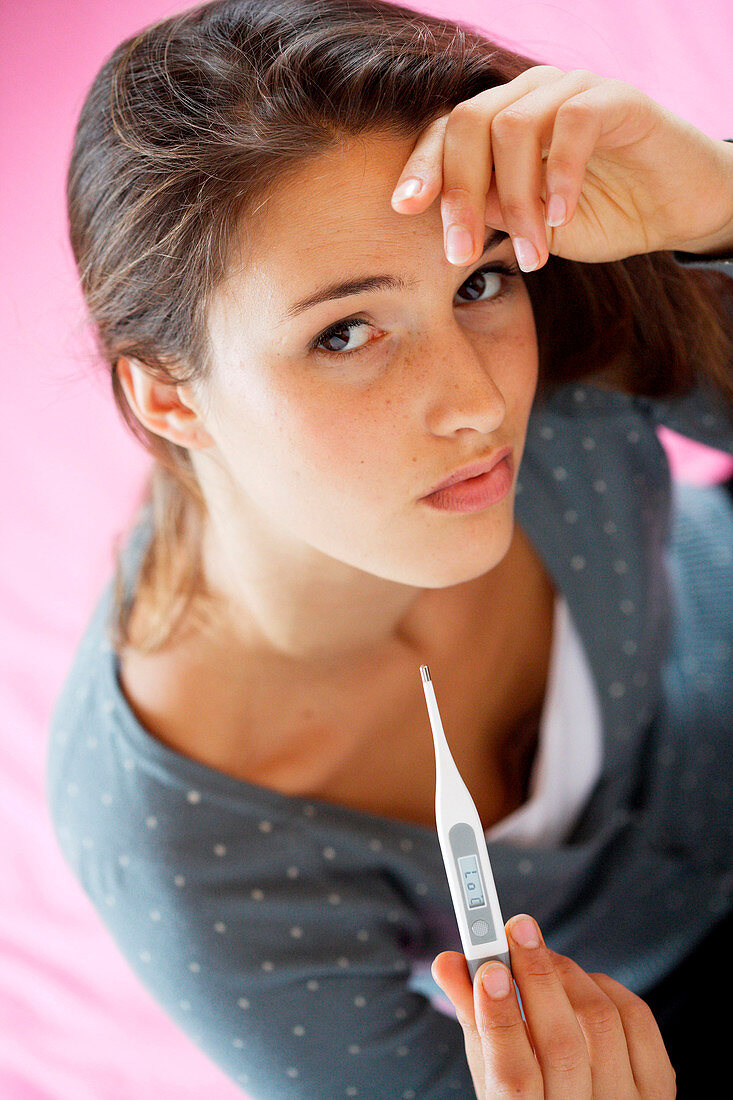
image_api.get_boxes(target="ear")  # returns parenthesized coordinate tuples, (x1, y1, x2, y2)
(115, 357, 215, 450)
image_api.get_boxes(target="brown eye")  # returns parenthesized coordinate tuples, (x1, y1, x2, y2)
(310, 317, 372, 357)
(454, 262, 520, 304)
(309, 261, 521, 360)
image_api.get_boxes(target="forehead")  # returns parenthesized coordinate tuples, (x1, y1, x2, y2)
(208, 130, 512, 352)
(213, 133, 442, 308)
(250, 131, 426, 258)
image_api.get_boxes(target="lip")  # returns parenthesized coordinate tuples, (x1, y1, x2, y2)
(422, 445, 513, 498)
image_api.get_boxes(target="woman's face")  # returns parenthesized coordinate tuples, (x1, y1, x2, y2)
(191, 132, 539, 595)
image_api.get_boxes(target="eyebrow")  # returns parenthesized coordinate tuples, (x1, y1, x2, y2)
(282, 228, 510, 321)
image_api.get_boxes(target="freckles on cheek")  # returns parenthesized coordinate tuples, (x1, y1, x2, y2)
(495, 326, 539, 403)
(315, 412, 380, 483)
(292, 397, 395, 499)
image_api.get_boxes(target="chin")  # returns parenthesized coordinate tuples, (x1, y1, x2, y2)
(418, 508, 516, 590)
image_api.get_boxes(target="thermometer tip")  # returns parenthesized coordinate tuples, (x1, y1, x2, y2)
(420, 664, 431, 684)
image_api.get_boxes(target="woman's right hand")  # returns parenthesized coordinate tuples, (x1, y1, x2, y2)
(431, 913, 676, 1098)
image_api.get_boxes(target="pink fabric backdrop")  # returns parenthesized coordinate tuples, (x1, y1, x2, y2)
(2, 1, 732, 1096)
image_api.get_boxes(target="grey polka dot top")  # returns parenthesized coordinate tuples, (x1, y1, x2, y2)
(45, 247, 733, 1099)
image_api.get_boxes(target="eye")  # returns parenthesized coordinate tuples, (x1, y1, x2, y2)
(308, 261, 522, 360)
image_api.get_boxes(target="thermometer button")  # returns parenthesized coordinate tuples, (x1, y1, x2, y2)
(471, 919, 491, 936)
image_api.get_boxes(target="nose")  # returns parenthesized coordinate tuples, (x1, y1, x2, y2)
(421, 318, 507, 437)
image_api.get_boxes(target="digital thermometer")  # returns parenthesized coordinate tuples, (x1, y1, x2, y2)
(420, 664, 512, 982)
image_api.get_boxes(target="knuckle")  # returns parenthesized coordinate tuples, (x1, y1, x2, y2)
(479, 1010, 527, 1040)
(568, 67, 596, 84)
(549, 951, 581, 980)
(622, 995, 658, 1032)
(446, 99, 482, 124)
(494, 1069, 544, 1098)
(500, 198, 532, 223)
(532, 64, 566, 77)
(578, 997, 622, 1037)
(548, 949, 574, 970)
(518, 64, 566, 90)
(442, 185, 475, 204)
(521, 951, 559, 985)
(556, 97, 594, 124)
(545, 1034, 587, 1076)
(545, 153, 577, 180)
(492, 108, 530, 136)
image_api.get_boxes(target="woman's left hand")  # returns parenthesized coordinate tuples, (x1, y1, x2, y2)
(390, 65, 733, 272)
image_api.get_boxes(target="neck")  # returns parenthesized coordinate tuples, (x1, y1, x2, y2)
(198, 502, 523, 672)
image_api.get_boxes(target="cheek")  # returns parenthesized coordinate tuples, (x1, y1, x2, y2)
(249, 368, 394, 500)
(493, 301, 539, 409)
(288, 391, 394, 497)
(501, 332, 539, 404)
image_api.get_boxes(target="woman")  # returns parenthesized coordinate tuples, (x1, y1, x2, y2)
(46, 0, 733, 1096)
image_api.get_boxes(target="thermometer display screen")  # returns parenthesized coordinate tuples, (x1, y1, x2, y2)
(457, 853, 486, 909)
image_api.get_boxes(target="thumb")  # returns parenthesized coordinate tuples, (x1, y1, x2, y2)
(431, 951, 477, 1025)
(432, 951, 488, 1098)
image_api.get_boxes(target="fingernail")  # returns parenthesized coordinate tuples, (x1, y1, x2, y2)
(446, 224, 474, 264)
(512, 237, 539, 272)
(510, 915, 540, 948)
(482, 962, 512, 999)
(392, 177, 423, 203)
(546, 193, 567, 227)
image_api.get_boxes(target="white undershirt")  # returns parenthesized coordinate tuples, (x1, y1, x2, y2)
(485, 594, 603, 849)
(409, 593, 605, 1012)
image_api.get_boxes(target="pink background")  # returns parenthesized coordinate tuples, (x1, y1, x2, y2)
(2, 1, 732, 1097)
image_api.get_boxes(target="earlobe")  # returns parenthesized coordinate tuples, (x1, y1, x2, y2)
(115, 356, 215, 450)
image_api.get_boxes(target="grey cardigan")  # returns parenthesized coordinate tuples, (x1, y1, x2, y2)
(46, 228, 733, 1097)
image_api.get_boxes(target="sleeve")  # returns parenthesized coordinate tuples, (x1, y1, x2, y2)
(637, 150, 733, 454)
(487, 479, 733, 998)
(51, 788, 480, 1100)
(631, 373, 733, 457)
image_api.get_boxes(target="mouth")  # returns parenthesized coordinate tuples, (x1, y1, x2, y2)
(421, 450, 514, 513)
(422, 445, 513, 498)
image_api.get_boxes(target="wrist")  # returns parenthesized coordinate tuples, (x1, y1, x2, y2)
(668, 137, 733, 258)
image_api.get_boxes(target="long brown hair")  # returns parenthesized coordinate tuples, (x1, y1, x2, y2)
(66, 0, 733, 655)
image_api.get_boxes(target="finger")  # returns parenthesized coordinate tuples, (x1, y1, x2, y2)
(390, 112, 450, 212)
(547, 949, 637, 1095)
(492, 73, 654, 254)
(473, 959, 545, 1097)
(591, 971, 677, 1097)
(540, 83, 608, 233)
(488, 69, 604, 271)
(431, 951, 487, 1098)
(438, 65, 567, 267)
(439, 101, 495, 266)
(392, 66, 565, 256)
(542, 79, 656, 233)
(432, 950, 541, 1098)
(506, 915, 592, 1099)
(490, 113, 547, 272)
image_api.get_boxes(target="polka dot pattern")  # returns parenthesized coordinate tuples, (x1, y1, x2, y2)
(44, 358, 733, 1096)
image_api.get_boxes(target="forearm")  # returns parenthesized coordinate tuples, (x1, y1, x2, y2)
(669, 137, 733, 258)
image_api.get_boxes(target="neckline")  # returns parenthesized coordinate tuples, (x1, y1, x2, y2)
(100, 571, 564, 843)
(100, 477, 570, 840)
(102, 603, 444, 841)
